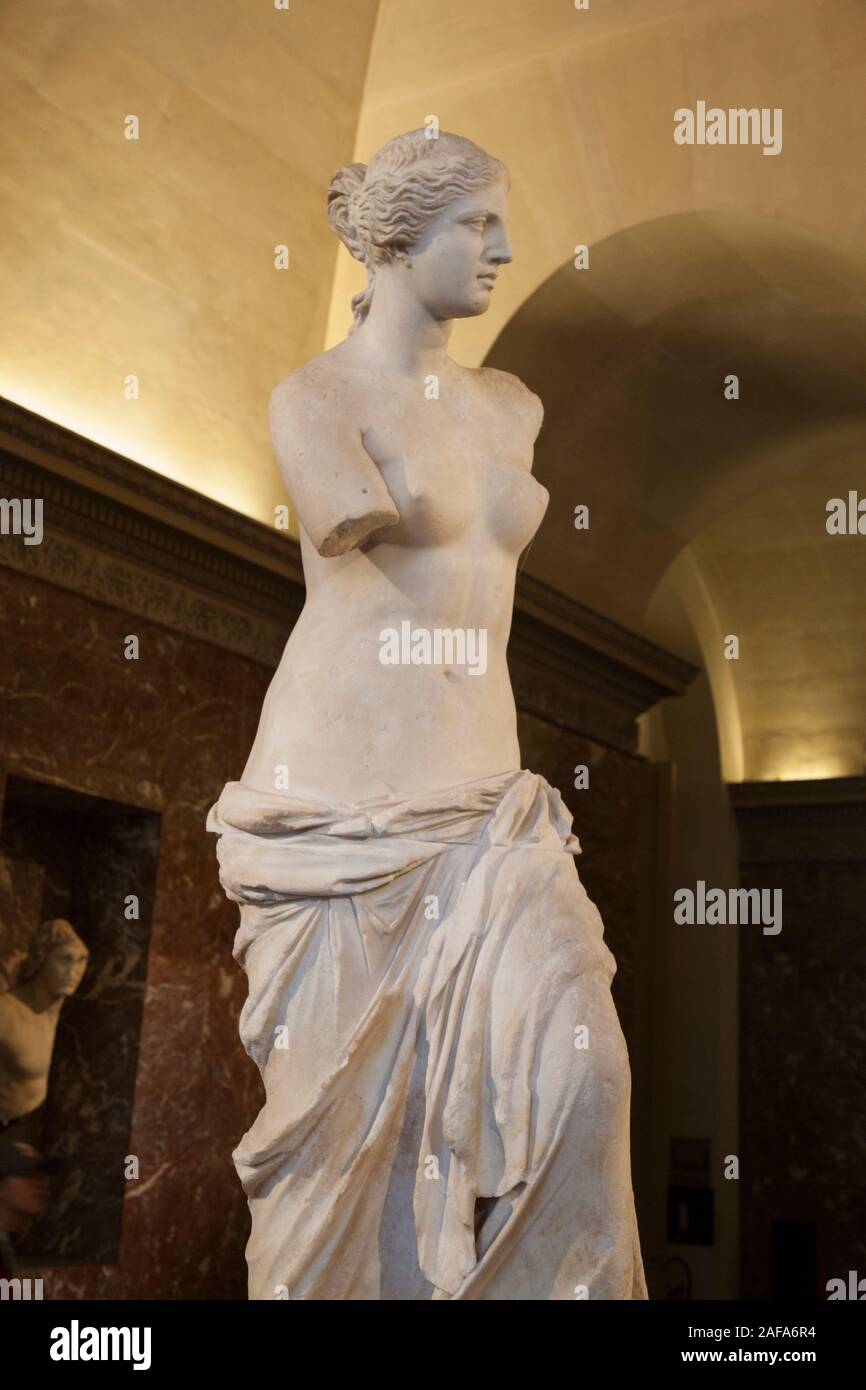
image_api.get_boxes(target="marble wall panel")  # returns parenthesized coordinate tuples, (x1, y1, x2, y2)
(733, 788, 866, 1299)
(1, 564, 270, 1298)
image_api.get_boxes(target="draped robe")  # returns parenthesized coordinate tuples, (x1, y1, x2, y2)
(207, 768, 648, 1300)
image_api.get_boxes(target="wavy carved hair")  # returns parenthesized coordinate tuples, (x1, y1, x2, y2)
(327, 129, 510, 333)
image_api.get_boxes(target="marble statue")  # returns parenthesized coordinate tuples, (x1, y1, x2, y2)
(0, 919, 89, 1125)
(208, 129, 647, 1300)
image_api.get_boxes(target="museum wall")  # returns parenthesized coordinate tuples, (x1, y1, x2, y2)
(0, 569, 267, 1298)
(732, 779, 866, 1300)
(642, 566, 866, 1302)
(0, 417, 287, 1295)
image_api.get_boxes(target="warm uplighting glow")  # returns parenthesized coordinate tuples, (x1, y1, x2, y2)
(753, 758, 861, 784)
(0, 379, 276, 525)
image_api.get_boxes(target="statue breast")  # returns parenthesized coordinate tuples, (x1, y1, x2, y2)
(362, 399, 549, 555)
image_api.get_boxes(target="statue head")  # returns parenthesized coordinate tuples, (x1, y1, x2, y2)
(328, 129, 512, 332)
(19, 919, 89, 998)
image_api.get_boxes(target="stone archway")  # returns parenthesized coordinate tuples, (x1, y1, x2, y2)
(485, 208, 866, 781)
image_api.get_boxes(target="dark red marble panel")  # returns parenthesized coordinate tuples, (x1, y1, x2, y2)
(1, 566, 270, 1299)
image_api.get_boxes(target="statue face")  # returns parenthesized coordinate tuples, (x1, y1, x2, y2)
(41, 942, 89, 997)
(404, 177, 512, 320)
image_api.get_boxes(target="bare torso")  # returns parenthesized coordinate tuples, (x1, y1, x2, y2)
(0, 989, 60, 1121)
(242, 349, 548, 804)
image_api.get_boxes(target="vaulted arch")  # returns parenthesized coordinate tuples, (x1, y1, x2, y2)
(485, 210, 866, 780)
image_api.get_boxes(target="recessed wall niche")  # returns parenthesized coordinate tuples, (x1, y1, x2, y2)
(0, 774, 160, 1265)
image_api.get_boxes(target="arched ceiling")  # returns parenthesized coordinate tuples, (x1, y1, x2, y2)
(683, 442, 866, 782)
(486, 210, 866, 625)
(486, 211, 866, 780)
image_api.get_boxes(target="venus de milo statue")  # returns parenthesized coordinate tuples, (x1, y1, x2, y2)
(208, 128, 647, 1301)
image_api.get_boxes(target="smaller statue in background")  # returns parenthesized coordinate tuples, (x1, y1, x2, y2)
(0, 919, 89, 1126)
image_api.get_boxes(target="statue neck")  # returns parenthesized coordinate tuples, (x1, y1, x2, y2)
(16, 977, 64, 1016)
(353, 281, 452, 379)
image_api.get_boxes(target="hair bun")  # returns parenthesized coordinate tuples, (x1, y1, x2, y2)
(327, 162, 368, 263)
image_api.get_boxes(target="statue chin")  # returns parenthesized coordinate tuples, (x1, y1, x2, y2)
(456, 291, 495, 318)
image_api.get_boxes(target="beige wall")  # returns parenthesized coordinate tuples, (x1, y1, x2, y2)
(638, 599, 741, 1300)
(0, 0, 379, 523)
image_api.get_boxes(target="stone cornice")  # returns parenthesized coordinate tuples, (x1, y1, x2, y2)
(729, 777, 866, 863)
(729, 777, 866, 809)
(0, 397, 303, 585)
(514, 571, 696, 698)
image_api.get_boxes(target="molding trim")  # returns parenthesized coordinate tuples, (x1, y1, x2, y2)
(0, 397, 697, 747)
(729, 776, 866, 864)
(729, 776, 866, 809)
(510, 574, 697, 751)
(0, 397, 302, 583)
(515, 571, 696, 695)
(0, 404, 303, 667)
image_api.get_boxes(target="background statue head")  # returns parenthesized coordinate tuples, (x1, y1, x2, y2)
(327, 129, 512, 333)
(18, 919, 89, 999)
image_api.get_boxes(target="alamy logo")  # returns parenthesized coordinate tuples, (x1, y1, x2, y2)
(674, 102, 782, 156)
(827, 1270, 866, 1300)
(1, 1276, 43, 1299)
(826, 491, 866, 535)
(674, 881, 782, 935)
(0, 497, 43, 544)
(379, 621, 488, 676)
(49, 1319, 152, 1370)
